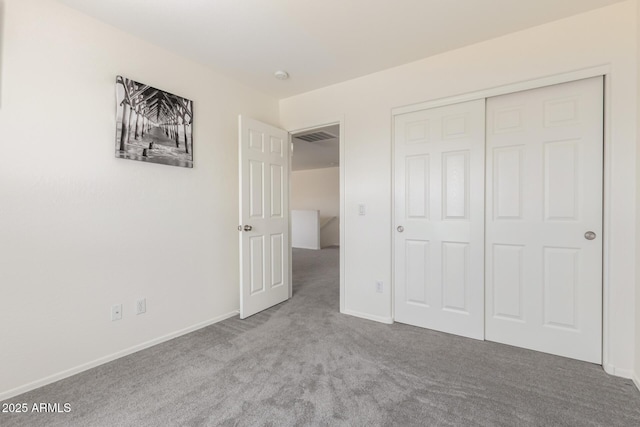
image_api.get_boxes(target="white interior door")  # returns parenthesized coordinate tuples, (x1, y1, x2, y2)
(239, 116, 290, 319)
(485, 77, 603, 363)
(394, 99, 485, 340)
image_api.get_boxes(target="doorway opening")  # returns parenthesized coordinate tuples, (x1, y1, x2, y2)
(290, 124, 341, 306)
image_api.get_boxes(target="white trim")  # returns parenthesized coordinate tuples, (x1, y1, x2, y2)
(392, 65, 611, 116)
(601, 73, 612, 372)
(287, 116, 346, 313)
(0, 310, 239, 401)
(342, 308, 393, 324)
(603, 363, 634, 380)
(390, 109, 396, 322)
(603, 363, 615, 376)
(339, 119, 345, 313)
(288, 133, 293, 299)
(633, 373, 640, 392)
(391, 67, 618, 375)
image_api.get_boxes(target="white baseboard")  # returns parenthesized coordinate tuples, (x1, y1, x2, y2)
(0, 310, 239, 402)
(633, 374, 640, 393)
(603, 363, 634, 380)
(342, 308, 393, 324)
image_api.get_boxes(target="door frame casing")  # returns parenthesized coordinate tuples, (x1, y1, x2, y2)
(391, 65, 613, 372)
(287, 117, 346, 312)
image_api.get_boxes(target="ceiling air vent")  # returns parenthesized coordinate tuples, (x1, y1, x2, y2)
(295, 131, 336, 142)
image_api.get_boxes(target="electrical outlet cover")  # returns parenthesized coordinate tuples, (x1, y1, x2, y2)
(111, 304, 122, 321)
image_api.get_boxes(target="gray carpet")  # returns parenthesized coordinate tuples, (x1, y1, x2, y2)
(2, 246, 640, 426)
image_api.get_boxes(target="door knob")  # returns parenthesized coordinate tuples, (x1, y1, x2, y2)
(397, 226, 404, 232)
(584, 231, 596, 240)
(244, 225, 253, 232)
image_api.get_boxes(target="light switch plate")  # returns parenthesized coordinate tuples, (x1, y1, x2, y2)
(136, 298, 146, 315)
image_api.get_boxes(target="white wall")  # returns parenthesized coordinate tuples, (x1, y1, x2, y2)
(280, 1, 638, 375)
(291, 210, 320, 250)
(0, 0, 278, 399)
(291, 167, 340, 247)
(635, 0, 640, 390)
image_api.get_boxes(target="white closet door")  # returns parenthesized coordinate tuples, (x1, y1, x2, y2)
(394, 99, 485, 340)
(485, 77, 603, 363)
